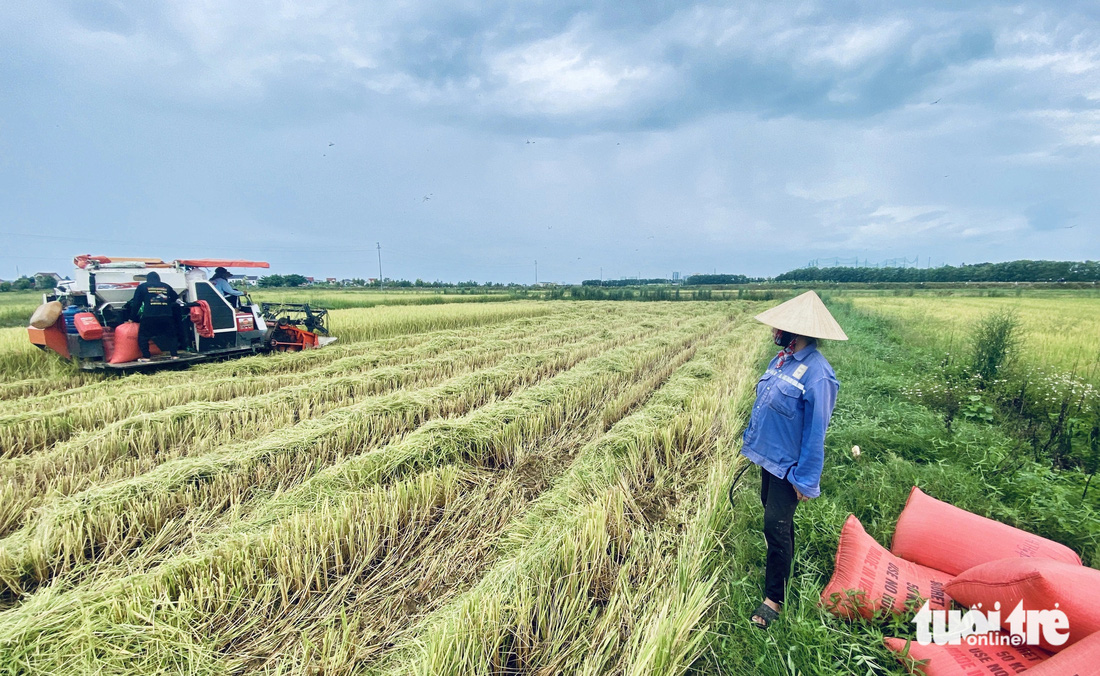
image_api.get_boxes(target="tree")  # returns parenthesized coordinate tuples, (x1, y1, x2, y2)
(257, 275, 285, 287)
(282, 274, 309, 287)
(12, 277, 33, 291)
(34, 275, 58, 290)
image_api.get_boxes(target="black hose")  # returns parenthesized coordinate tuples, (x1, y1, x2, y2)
(727, 462, 753, 508)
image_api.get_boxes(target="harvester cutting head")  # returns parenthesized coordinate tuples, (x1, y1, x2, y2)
(260, 303, 334, 351)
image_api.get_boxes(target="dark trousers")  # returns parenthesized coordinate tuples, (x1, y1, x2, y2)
(761, 468, 798, 604)
(138, 317, 178, 358)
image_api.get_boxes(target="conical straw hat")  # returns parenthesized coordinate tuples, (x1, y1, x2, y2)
(753, 290, 848, 341)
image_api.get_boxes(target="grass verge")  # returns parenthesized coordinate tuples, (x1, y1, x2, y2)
(697, 300, 1100, 675)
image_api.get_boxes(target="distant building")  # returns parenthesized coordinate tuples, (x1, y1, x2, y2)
(326, 277, 337, 283)
(34, 272, 63, 283)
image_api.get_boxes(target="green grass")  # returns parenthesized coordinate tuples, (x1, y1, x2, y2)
(696, 300, 1099, 675)
(0, 292, 43, 329)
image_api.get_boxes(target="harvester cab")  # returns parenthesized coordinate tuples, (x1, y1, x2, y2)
(27, 256, 336, 370)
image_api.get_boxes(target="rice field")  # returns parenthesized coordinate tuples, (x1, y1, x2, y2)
(0, 299, 769, 675)
(849, 295, 1100, 378)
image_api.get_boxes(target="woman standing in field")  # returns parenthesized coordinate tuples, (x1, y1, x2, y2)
(742, 291, 847, 629)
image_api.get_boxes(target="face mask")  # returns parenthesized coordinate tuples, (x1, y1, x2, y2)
(772, 329, 796, 347)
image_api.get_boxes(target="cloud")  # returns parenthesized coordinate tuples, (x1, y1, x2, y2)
(487, 29, 656, 116)
(1026, 201, 1077, 230)
(1, 1, 1099, 281)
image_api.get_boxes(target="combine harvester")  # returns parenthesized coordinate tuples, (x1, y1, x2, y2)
(28, 255, 335, 370)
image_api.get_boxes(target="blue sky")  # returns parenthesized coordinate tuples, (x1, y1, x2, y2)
(1, 1, 1098, 282)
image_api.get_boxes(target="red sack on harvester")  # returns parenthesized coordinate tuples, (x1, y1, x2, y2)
(189, 301, 214, 339)
(104, 322, 159, 364)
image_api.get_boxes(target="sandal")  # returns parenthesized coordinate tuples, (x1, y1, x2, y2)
(751, 602, 780, 629)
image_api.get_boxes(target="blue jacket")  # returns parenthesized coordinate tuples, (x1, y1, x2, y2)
(212, 277, 244, 297)
(741, 342, 839, 498)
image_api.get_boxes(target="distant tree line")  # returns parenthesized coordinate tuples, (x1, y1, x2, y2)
(257, 274, 311, 288)
(581, 278, 674, 287)
(775, 260, 1100, 283)
(381, 279, 515, 289)
(683, 274, 754, 285)
(257, 274, 521, 289)
(233, 259, 1100, 290)
(0, 275, 58, 292)
(552, 286, 713, 301)
(582, 274, 760, 286)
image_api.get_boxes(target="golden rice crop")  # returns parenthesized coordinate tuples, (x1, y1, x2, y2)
(0, 300, 769, 676)
(0, 306, 633, 456)
(849, 295, 1100, 378)
(0, 311, 707, 597)
(0, 301, 556, 398)
(397, 321, 762, 675)
(0, 315, 653, 539)
(0, 305, 612, 416)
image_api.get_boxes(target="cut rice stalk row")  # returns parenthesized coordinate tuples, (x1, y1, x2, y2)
(385, 320, 761, 676)
(0, 312, 730, 674)
(0, 307, 628, 457)
(0, 303, 630, 416)
(0, 312, 707, 597)
(0, 300, 556, 400)
(0, 314, 655, 540)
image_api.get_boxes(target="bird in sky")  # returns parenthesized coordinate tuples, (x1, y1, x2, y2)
(328, 142, 335, 147)
(931, 98, 941, 104)
(423, 194, 432, 202)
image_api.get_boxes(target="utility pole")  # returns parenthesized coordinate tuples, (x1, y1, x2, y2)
(534, 260, 538, 286)
(600, 266, 603, 284)
(376, 242, 383, 290)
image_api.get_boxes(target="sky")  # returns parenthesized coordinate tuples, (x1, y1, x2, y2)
(1, 1, 1099, 283)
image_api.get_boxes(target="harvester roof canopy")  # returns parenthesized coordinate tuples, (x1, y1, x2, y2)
(74, 255, 271, 269)
(177, 259, 270, 268)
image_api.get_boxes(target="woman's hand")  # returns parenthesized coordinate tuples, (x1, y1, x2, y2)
(793, 486, 811, 502)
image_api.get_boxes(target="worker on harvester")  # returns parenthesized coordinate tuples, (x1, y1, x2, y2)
(742, 291, 847, 629)
(126, 270, 181, 362)
(211, 266, 244, 306)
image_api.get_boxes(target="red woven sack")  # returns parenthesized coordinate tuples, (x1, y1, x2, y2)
(106, 322, 159, 364)
(1024, 629, 1100, 675)
(945, 558, 1100, 653)
(822, 514, 955, 620)
(884, 633, 1050, 675)
(891, 487, 1082, 576)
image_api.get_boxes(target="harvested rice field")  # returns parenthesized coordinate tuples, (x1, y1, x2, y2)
(0, 300, 769, 675)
